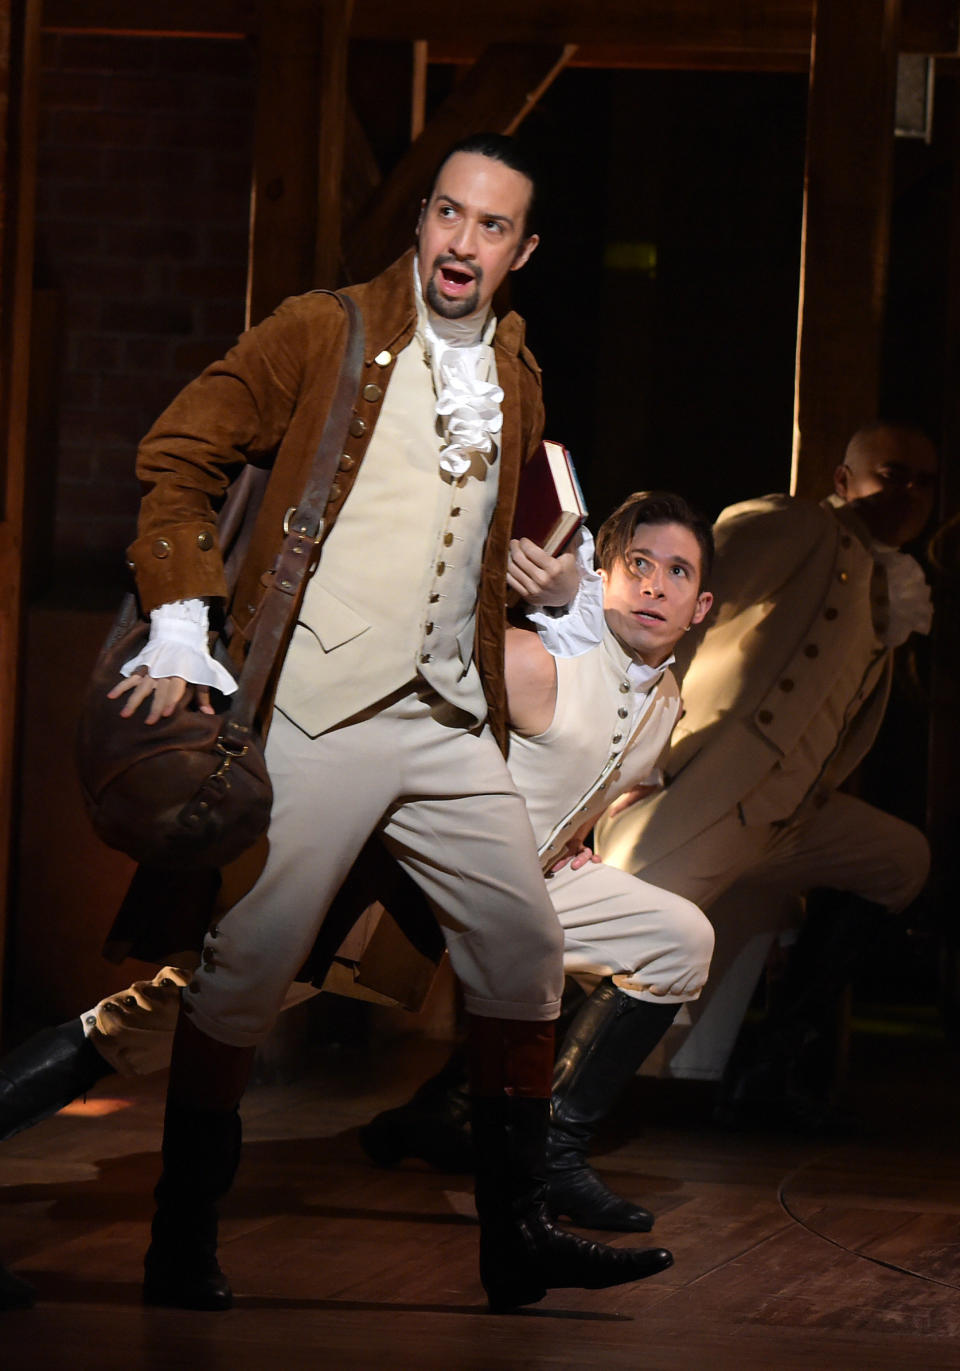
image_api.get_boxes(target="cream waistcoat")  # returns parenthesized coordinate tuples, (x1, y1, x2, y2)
(508, 628, 681, 870)
(275, 330, 500, 737)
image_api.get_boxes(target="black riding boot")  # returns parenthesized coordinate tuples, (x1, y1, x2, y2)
(473, 1094, 673, 1311)
(359, 980, 592, 1173)
(546, 980, 678, 1232)
(142, 1012, 254, 1311)
(142, 1101, 241, 1310)
(0, 1020, 114, 1309)
(467, 1014, 672, 1312)
(0, 1020, 113, 1143)
(358, 1047, 474, 1172)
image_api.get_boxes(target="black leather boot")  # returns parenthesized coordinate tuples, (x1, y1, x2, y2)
(473, 1095, 673, 1312)
(0, 1020, 113, 1143)
(358, 1048, 474, 1172)
(546, 981, 678, 1232)
(142, 1101, 241, 1311)
(142, 1012, 253, 1311)
(358, 980, 591, 1173)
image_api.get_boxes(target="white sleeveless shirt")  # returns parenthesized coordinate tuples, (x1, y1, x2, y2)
(508, 627, 681, 870)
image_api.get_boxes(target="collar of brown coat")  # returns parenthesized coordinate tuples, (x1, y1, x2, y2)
(344, 247, 536, 371)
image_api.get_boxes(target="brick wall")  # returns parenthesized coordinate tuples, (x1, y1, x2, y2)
(35, 32, 256, 582)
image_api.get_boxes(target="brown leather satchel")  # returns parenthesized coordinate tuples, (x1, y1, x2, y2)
(76, 292, 365, 869)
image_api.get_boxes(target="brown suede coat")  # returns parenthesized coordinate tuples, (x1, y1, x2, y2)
(127, 248, 544, 749)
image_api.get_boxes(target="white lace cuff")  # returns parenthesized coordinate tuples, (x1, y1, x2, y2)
(120, 599, 238, 695)
(526, 528, 605, 658)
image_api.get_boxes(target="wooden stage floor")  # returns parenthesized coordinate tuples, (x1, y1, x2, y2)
(2, 1025, 960, 1370)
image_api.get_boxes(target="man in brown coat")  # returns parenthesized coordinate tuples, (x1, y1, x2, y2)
(100, 134, 671, 1313)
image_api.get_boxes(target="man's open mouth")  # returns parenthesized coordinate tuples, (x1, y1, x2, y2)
(438, 264, 476, 291)
(633, 609, 665, 622)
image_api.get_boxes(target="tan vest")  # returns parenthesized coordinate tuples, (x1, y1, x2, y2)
(508, 629, 681, 870)
(275, 328, 500, 737)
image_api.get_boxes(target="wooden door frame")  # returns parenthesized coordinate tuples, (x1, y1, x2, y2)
(0, 0, 39, 1036)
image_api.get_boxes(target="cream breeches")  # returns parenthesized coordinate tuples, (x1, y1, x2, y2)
(601, 790, 931, 1081)
(181, 694, 564, 1046)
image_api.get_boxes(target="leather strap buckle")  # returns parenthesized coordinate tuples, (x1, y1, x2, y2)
(283, 507, 324, 544)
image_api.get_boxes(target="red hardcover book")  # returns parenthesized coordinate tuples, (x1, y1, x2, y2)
(511, 439, 588, 554)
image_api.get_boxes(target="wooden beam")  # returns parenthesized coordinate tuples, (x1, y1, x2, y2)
(38, 0, 960, 59)
(345, 42, 575, 283)
(791, 0, 901, 498)
(426, 42, 810, 72)
(350, 0, 956, 54)
(0, 0, 40, 1037)
(341, 100, 381, 229)
(246, 0, 322, 326)
(41, 0, 257, 37)
(411, 39, 428, 140)
(315, 0, 353, 288)
(925, 89, 960, 944)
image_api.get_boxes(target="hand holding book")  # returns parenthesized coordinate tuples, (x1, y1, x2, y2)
(507, 439, 588, 607)
(507, 535, 582, 606)
(511, 440, 587, 555)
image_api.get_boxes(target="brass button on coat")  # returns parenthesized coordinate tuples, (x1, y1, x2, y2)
(617, 707, 629, 718)
(374, 349, 392, 366)
(436, 561, 445, 575)
(339, 453, 355, 470)
(837, 569, 849, 583)
(424, 622, 434, 634)
(349, 417, 366, 438)
(362, 383, 382, 403)
(197, 530, 214, 550)
(443, 531, 454, 546)
(152, 538, 172, 559)
(420, 652, 432, 664)
(451, 506, 461, 517)
(619, 681, 630, 693)
(328, 482, 341, 501)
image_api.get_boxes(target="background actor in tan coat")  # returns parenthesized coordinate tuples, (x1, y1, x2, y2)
(104, 134, 671, 1313)
(597, 425, 937, 1099)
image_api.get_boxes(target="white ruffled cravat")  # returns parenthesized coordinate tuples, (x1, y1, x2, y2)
(871, 543, 934, 647)
(414, 258, 503, 478)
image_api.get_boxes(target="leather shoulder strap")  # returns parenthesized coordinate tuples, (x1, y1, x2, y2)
(229, 292, 365, 725)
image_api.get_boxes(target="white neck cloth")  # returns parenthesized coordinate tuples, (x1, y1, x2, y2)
(871, 542, 934, 646)
(414, 257, 503, 478)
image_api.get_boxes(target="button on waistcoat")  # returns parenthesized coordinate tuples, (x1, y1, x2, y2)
(274, 332, 500, 737)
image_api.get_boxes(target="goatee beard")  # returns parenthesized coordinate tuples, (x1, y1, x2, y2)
(426, 257, 483, 319)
